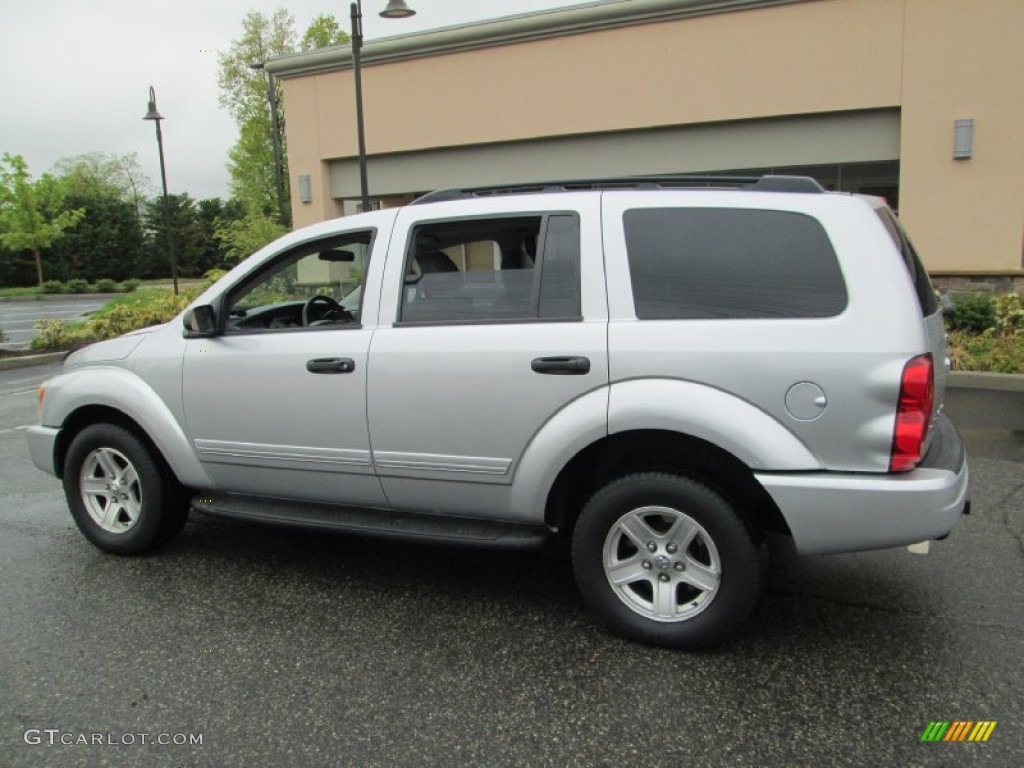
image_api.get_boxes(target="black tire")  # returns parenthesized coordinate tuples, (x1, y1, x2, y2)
(62, 423, 189, 555)
(572, 472, 761, 650)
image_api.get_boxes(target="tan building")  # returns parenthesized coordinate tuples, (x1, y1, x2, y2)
(266, 0, 1024, 284)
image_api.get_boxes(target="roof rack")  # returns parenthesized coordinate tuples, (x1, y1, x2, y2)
(411, 174, 825, 205)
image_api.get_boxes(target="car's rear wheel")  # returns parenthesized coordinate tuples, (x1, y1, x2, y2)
(63, 424, 189, 555)
(572, 473, 761, 650)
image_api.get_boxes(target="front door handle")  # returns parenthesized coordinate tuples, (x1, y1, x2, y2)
(531, 356, 591, 375)
(306, 357, 355, 374)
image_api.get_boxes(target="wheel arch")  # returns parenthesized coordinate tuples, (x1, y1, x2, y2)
(56, 406, 163, 479)
(544, 429, 791, 542)
(44, 368, 211, 489)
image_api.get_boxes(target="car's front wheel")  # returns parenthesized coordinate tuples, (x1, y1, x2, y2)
(63, 423, 189, 555)
(572, 473, 761, 650)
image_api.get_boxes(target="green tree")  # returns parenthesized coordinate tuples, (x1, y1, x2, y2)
(225, 117, 279, 218)
(48, 193, 146, 282)
(300, 14, 349, 50)
(196, 197, 245, 273)
(52, 152, 152, 217)
(215, 211, 287, 263)
(218, 10, 347, 224)
(0, 154, 85, 286)
(142, 193, 204, 278)
(217, 9, 296, 219)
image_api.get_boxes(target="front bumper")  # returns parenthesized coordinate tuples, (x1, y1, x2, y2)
(26, 425, 60, 477)
(757, 414, 969, 555)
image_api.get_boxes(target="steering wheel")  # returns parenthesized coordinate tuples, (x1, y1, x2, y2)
(302, 295, 352, 326)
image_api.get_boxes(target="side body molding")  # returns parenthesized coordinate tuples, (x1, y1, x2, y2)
(39, 366, 213, 489)
(608, 379, 821, 470)
(508, 387, 610, 524)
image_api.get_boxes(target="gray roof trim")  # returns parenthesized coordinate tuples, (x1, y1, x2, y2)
(265, 0, 810, 78)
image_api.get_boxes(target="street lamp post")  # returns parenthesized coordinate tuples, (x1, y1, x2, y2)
(249, 62, 287, 225)
(142, 86, 179, 295)
(350, 0, 416, 213)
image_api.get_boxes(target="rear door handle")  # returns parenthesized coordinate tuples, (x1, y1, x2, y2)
(531, 356, 591, 375)
(306, 357, 355, 374)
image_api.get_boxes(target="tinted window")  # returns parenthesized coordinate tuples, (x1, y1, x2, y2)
(877, 209, 939, 316)
(400, 215, 580, 324)
(623, 208, 847, 319)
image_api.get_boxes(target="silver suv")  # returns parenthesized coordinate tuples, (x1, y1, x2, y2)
(27, 176, 969, 649)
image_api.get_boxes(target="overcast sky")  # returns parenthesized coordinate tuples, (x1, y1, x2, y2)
(0, 0, 598, 202)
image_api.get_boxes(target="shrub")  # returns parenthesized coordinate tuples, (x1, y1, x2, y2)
(41, 280, 65, 294)
(85, 288, 202, 341)
(120, 279, 140, 293)
(948, 328, 1024, 374)
(30, 319, 95, 351)
(93, 278, 118, 293)
(65, 278, 90, 294)
(947, 292, 995, 333)
(204, 268, 228, 285)
(994, 293, 1024, 333)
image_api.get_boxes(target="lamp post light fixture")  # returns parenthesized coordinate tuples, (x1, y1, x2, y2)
(249, 61, 288, 225)
(350, 0, 416, 212)
(142, 86, 179, 295)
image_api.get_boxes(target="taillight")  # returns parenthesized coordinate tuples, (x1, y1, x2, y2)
(889, 354, 934, 472)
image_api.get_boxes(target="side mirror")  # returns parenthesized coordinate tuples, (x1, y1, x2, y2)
(183, 305, 218, 338)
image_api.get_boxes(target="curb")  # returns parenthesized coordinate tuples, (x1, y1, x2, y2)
(0, 293, 122, 303)
(947, 371, 1024, 392)
(0, 352, 65, 371)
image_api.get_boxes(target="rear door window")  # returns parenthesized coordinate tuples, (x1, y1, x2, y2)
(623, 208, 847, 320)
(399, 214, 581, 324)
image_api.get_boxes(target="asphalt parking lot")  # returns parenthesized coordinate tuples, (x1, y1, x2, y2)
(0, 296, 111, 351)
(0, 363, 1021, 767)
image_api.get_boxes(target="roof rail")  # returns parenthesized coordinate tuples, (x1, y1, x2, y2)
(411, 174, 825, 205)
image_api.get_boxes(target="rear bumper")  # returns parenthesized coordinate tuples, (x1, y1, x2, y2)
(26, 425, 60, 477)
(756, 414, 969, 555)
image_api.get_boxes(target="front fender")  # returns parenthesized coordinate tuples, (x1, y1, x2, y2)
(40, 366, 212, 489)
(608, 378, 820, 470)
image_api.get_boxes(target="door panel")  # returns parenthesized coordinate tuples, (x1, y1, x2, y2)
(183, 329, 386, 506)
(181, 228, 387, 507)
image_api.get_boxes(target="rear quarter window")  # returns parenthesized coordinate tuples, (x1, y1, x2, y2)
(623, 208, 847, 320)
(877, 209, 939, 317)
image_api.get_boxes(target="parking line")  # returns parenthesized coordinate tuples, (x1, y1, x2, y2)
(0, 425, 31, 435)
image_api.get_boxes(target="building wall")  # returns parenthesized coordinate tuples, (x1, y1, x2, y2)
(278, 0, 1023, 273)
(284, 76, 345, 223)
(899, 0, 1024, 271)
(327, 111, 901, 200)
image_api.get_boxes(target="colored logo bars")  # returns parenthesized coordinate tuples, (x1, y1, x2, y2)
(920, 721, 997, 742)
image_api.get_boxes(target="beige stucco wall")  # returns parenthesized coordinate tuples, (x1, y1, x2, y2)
(284, 76, 344, 223)
(899, 0, 1024, 272)
(280, 0, 1023, 272)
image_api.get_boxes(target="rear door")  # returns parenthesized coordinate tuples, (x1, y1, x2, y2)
(366, 194, 608, 519)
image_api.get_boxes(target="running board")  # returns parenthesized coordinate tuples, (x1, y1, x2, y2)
(191, 493, 549, 550)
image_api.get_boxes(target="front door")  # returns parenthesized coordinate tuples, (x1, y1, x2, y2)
(182, 229, 387, 507)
